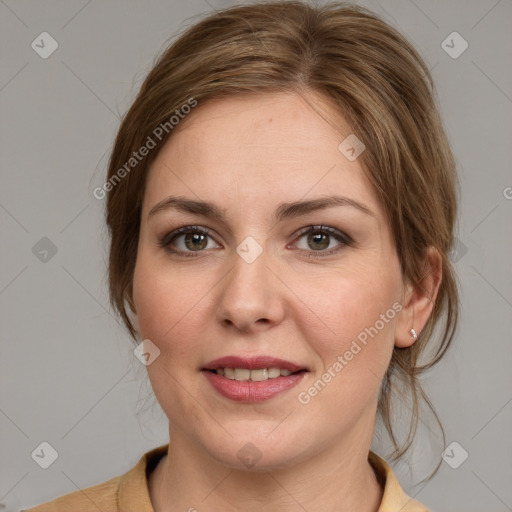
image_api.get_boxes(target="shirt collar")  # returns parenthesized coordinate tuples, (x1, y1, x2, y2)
(118, 443, 168, 511)
(368, 451, 429, 511)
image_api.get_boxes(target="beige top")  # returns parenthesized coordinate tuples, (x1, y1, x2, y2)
(24, 443, 429, 511)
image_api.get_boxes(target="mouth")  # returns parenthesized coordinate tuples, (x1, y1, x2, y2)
(201, 355, 309, 402)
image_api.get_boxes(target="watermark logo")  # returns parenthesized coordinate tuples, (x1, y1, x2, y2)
(450, 237, 468, 263)
(442, 441, 469, 469)
(32, 237, 58, 263)
(236, 236, 264, 264)
(338, 134, 365, 161)
(31, 32, 58, 59)
(31, 441, 59, 469)
(236, 442, 262, 468)
(134, 339, 161, 366)
(441, 31, 468, 59)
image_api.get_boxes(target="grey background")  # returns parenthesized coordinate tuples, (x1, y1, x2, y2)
(1, 0, 511, 510)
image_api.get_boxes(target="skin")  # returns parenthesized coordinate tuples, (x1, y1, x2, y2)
(131, 91, 442, 512)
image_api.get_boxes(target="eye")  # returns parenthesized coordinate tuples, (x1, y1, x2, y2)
(158, 224, 352, 258)
(158, 226, 220, 257)
(292, 225, 352, 257)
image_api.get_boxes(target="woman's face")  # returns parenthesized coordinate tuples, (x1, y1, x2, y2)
(133, 91, 406, 469)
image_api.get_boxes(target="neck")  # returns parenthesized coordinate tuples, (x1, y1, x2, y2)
(149, 421, 383, 512)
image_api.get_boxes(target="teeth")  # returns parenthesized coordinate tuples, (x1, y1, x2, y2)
(268, 367, 281, 378)
(214, 367, 297, 381)
(234, 368, 250, 381)
(250, 369, 268, 382)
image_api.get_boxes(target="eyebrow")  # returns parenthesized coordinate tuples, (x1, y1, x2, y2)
(147, 195, 375, 222)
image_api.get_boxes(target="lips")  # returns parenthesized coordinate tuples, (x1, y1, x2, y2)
(201, 355, 308, 402)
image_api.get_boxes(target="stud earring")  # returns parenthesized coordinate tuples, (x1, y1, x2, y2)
(410, 328, 418, 340)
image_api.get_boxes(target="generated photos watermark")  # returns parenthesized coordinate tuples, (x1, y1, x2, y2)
(93, 97, 198, 200)
(297, 301, 403, 405)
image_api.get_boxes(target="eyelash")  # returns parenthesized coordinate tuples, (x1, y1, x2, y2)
(157, 224, 353, 259)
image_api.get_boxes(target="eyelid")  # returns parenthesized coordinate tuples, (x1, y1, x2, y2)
(293, 224, 351, 242)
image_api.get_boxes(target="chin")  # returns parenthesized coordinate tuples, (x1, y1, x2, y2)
(199, 428, 313, 472)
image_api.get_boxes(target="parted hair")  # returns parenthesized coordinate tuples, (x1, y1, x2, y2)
(104, 0, 460, 475)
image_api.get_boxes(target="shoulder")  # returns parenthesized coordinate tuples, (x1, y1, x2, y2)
(23, 475, 121, 512)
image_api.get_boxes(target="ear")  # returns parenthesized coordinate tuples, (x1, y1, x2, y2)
(395, 246, 443, 348)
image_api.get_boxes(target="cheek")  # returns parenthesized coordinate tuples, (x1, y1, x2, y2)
(300, 261, 399, 336)
(132, 251, 225, 407)
(132, 254, 210, 415)
(293, 262, 400, 394)
(133, 251, 207, 343)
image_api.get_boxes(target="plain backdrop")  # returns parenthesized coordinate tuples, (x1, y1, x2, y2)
(1, 0, 511, 511)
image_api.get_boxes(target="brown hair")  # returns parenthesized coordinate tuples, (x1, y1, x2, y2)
(104, 0, 460, 477)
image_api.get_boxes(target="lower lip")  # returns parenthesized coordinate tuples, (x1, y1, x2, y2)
(202, 370, 307, 402)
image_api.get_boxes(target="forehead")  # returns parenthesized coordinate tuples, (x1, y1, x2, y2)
(142, 91, 384, 224)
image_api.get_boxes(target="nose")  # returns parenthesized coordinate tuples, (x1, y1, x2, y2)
(215, 244, 285, 333)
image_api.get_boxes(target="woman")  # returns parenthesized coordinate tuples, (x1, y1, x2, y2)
(26, 1, 459, 511)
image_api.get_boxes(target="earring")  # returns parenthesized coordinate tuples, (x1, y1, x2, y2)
(410, 328, 418, 340)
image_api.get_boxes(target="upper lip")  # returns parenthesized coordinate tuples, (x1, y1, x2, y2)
(202, 356, 306, 372)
